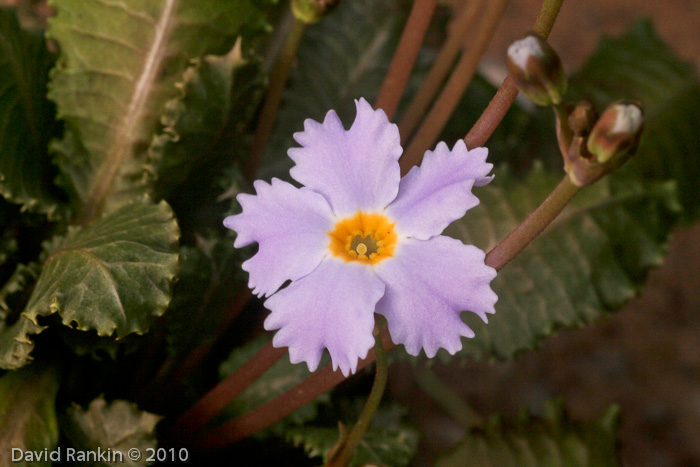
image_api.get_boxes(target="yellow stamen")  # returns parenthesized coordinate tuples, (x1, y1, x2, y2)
(328, 211, 398, 264)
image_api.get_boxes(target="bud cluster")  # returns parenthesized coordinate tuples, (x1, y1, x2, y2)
(507, 34, 644, 187)
(562, 100, 644, 186)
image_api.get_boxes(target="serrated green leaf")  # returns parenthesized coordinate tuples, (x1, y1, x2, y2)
(150, 42, 263, 200)
(218, 335, 331, 432)
(443, 166, 680, 360)
(23, 198, 179, 338)
(61, 395, 161, 467)
(259, 0, 406, 180)
(0, 8, 63, 218)
(284, 405, 419, 467)
(569, 20, 700, 220)
(47, 0, 268, 221)
(435, 400, 620, 467)
(0, 262, 44, 370)
(0, 362, 60, 467)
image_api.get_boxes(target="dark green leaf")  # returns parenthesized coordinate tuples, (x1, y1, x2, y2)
(0, 362, 60, 466)
(0, 8, 63, 218)
(47, 0, 268, 220)
(444, 166, 680, 360)
(569, 20, 700, 220)
(259, 0, 407, 180)
(435, 400, 620, 467)
(23, 198, 179, 338)
(61, 395, 161, 467)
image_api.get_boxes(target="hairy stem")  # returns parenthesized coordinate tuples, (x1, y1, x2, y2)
(398, 0, 487, 143)
(400, 0, 509, 173)
(374, 0, 438, 120)
(485, 175, 579, 271)
(463, 0, 565, 149)
(244, 18, 307, 182)
(326, 328, 389, 467)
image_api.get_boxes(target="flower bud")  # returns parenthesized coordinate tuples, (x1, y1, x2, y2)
(586, 101, 644, 163)
(568, 101, 597, 136)
(565, 136, 603, 187)
(507, 33, 567, 106)
(291, 0, 339, 24)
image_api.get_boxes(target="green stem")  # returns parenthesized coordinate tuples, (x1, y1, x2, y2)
(244, 17, 307, 182)
(413, 365, 482, 429)
(326, 327, 389, 467)
(463, 0, 565, 149)
(485, 175, 579, 271)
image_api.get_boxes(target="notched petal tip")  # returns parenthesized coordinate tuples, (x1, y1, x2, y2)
(375, 236, 498, 359)
(387, 139, 493, 239)
(263, 259, 383, 378)
(226, 178, 334, 298)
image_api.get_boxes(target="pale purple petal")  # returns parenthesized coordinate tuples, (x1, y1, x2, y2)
(374, 236, 497, 357)
(288, 98, 402, 216)
(387, 140, 493, 240)
(223, 178, 334, 298)
(264, 259, 385, 375)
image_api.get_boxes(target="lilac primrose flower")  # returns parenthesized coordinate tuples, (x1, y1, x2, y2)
(224, 98, 497, 376)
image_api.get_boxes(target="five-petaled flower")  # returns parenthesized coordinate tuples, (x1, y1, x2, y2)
(224, 98, 497, 376)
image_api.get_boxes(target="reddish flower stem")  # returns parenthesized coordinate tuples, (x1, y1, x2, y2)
(485, 176, 579, 271)
(463, 0, 565, 149)
(164, 341, 287, 446)
(191, 331, 396, 450)
(399, 0, 509, 173)
(374, 0, 438, 120)
(398, 0, 487, 143)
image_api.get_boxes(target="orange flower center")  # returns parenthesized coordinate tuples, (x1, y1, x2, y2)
(328, 212, 397, 264)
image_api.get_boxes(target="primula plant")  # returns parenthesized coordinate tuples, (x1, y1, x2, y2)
(0, 0, 698, 465)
